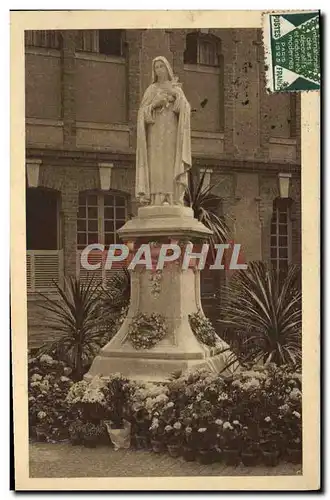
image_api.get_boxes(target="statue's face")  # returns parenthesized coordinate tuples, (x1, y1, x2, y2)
(154, 60, 169, 81)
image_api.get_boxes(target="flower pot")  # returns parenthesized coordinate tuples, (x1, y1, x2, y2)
(198, 449, 215, 465)
(70, 436, 82, 446)
(223, 448, 240, 466)
(135, 434, 148, 449)
(241, 451, 259, 466)
(36, 429, 47, 442)
(151, 439, 164, 453)
(83, 439, 97, 448)
(182, 446, 196, 462)
(214, 447, 223, 463)
(104, 420, 131, 450)
(167, 444, 181, 458)
(262, 450, 280, 467)
(287, 447, 302, 464)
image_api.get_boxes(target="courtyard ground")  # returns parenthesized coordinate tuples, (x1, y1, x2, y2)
(30, 442, 302, 478)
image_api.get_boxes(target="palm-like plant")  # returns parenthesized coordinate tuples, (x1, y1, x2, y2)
(102, 268, 131, 313)
(220, 261, 302, 367)
(37, 276, 103, 380)
(184, 169, 229, 248)
(97, 269, 131, 343)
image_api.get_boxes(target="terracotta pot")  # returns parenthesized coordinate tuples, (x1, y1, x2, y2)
(167, 444, 181, 458)
(262, 450, 280, 467)
(214, 447, 223, 463)
(241, 451, 259, 466)
(223, 448, 240, 466)
(287, 447, 302, 464)
(70, 436, 82, 446)
(198, 449, 215, 465)
(83, 436, 97, 448)
(135, 434, 148, 449)
(182, 446, 196, 462)
(151, 439, 164, 453)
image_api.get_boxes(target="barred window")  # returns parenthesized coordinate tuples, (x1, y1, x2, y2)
(75, 29, 125, 56)
(25, 30, 61, 49)
(77, 191, 128, 250)
(184, 32, 220, 66)
(270, 198, 293, 283)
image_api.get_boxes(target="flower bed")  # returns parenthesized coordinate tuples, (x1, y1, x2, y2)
(28, 356, 302, 465)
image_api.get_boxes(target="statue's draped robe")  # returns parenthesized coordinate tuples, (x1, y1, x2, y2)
(136, 81, 192, 204)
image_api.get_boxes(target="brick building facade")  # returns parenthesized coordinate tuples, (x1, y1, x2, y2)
(25, 29, 301, 346)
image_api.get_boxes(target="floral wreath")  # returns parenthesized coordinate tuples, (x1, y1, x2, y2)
(127, 312, 167, 350)
(188, 310, 218, 347)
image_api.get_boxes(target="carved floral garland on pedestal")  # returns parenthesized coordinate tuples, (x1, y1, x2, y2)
(127, 312, 167, 350)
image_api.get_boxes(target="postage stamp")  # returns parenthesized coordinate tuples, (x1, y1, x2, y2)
(263, 11, 320, 92)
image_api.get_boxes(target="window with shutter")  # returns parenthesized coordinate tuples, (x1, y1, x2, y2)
(25, 30, 61, 49)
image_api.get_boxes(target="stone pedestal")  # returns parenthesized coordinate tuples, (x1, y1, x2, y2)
(86, 206, 235, 382)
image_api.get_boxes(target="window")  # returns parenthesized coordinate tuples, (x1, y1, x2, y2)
(77, 191, 128, 250)
(184, 32, 220, 66)
(99, 30, 124, 56)
(25, 30, 61, 49)
(75, 30, 125, 56)
(270, 198, 292, 284)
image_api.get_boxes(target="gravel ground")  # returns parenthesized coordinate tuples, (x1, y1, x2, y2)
(29, 443, 302, 478)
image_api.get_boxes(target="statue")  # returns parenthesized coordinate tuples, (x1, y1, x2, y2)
(135, 56, 192, 206)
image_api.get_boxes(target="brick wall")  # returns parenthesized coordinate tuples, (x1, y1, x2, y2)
(25, 28, 302, 346)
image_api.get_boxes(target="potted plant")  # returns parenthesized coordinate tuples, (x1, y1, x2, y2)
(182, 426, 196, 462)
(132, 408, 150, 449)
(165, 422, 183, 458)
(102, 375, 133, 450)
(196, 426, 217, 465)
(240, 426, 260, 466)
(68, 420, 84, 446)
(259, 418, 282, 467)
(81, 422, 101, 448)
(220, 421, 241, 466)
(149, 417, 165, 453)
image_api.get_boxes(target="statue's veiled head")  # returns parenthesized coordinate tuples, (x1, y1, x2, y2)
(152, 56, 175, 83)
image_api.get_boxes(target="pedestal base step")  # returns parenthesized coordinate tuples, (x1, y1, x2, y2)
(85, 350, 236, 383)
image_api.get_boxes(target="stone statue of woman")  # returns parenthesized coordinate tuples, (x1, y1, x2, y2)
(136, 56, 192, 206)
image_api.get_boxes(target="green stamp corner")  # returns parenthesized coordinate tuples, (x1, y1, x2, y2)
(269, 11, 320, 92)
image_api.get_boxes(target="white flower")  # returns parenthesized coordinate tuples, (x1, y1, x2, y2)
(198, 428, 207, 433)
(173, 422, 182, 430)
(223, 421, 233, 430)
(30, 381, 40, 388)
(185, 426, 192, 434)
(60, 376, 70, 383)
(39, 354, 53, 364)
(289, 388, 302, 401)
(166, 402, 174, 408)
(279, 403, 290, 414)
(31, 374, 42, 382)
(233, 420, 240, 426)
(215, 419, 223, 426)
(293, 411, 301, 419)
(264, 416, 272, 423)
(218, 392, 228, 401)
(165, 425, 173, 432)
(63, 367, 72, 376)
(37, 411, 46, 420)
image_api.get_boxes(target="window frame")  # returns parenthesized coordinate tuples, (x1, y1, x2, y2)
(270, 197, 293, 280)
(184, 32, 221, 67)
(75, 29, 125, 57)
(77, 191, 129, 250)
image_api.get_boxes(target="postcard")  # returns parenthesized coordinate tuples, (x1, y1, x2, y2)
(10, 9, 320, 491)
